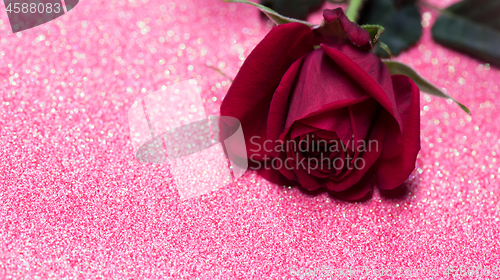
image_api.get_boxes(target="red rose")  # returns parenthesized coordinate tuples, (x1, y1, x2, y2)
(220, 8, 420, 200)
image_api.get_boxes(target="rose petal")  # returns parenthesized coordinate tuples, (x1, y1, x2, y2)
(376, 75, 420, 189)
(333, 101, 381, 180)
(377, 111, 402, 160)
(288, 121, 317, 140)
(220, 22, 314, 161)
(314, 8, 372, 49)
(299, 98, 380, 148)
(299, 108, 351, 144)
(293, 160, 326, 191)
(267, 57, 305, 143)
(329, 169, 375, 201)
(283, 49, 370, 133)
(326, 110, 386, 192)
(350, 98, 381, 142)
(321, 44, 402, 131)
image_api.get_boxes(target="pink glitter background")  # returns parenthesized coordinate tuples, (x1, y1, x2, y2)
(0, 0, 499, 278)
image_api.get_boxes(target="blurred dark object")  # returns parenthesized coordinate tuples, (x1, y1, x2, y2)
(393, 0, 416, 9)
(432, 0, 500, 67)
(359, 0, 422, 57)
(260, 0, 325, 20)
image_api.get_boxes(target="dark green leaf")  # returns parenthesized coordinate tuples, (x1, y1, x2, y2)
(259, 0, 324, 20)
(378, 41, 392, 57)
(360, 24, 385, 43)
(359, 0, 422, 57)
(432, 0, 500, 67)
(383, 60, 471, 115)
(223, 0, 315, 26)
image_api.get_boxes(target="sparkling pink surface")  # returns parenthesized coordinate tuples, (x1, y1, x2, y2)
(1, 0, 500, 278)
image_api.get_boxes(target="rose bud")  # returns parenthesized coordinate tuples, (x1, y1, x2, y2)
(220, 8, 420, 201)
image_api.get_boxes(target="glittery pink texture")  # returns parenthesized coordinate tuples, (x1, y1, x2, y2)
(1, 0, 499, 278)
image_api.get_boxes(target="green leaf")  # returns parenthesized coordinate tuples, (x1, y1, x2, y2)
(383, 60, 471, 115)
(378, 41, 392, 57)
(259, 0, 324, 21)
(432, 0, 500, 67)
(360, 24, 385, 43)
(222, 0, 315, 27)
(358, 0, 422, 57)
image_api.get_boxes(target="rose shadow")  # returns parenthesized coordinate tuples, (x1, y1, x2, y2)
(379, 183, 411, 200)
(292, 185, 374, 203)
(249, 159, 421, 203)
(281, 172, 420, 203)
